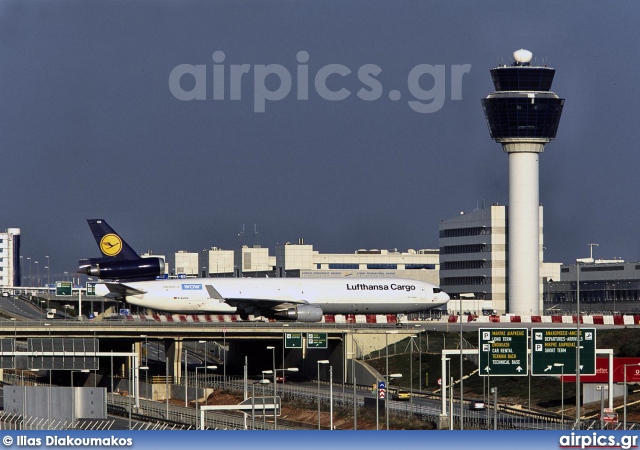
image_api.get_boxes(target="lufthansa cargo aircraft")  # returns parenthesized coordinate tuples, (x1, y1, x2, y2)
(81, 220, 449, 322)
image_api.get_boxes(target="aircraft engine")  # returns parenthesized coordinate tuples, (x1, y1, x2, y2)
(78, 257, 165, 280)
(276, 304, 324, 322)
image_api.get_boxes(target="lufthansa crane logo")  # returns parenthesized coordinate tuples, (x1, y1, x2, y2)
(100, 234, 122, 256)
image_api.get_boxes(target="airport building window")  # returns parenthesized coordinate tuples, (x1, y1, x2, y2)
(441, 244, 489, 255)
(581, 266, 624, 272)
(441, 276, 490, 286)
(328, 264, 359, 269)
(441, 260, 487, 270)
(367, 264, 397, 270)
(405, 264, 436, 270)
(439, 227, 490, 238)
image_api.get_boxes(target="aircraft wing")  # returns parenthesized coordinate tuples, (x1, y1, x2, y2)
(223, 298, 308, 312)
(100, 282, 147, 301)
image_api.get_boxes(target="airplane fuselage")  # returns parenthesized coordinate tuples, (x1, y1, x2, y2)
(96, 277, 449, 315)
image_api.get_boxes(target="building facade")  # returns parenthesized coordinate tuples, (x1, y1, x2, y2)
(0, 228, 20, 287)
(543, 259, 640, 314)
(438, 204, 544, 315)
(275, 240, 440, 284)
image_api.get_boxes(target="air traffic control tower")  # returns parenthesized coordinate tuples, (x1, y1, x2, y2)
(482, 49, 564, 315)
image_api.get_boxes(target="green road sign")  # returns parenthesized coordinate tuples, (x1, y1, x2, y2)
(307, 333, 327, 349)
(284, 333, 302, 349)
(55, 281, 72, 296)
(531, 328, 596, 376)
(478, 328, 528, 376)
(86, 282, 96, 296)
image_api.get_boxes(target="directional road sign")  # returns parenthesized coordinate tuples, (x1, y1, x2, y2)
(478, 328, 528, 376)
(531, 328, 596, 376)
(307, 333, 327, 349)
(284, 333, 302, 348)
(55, 281, 72, 296)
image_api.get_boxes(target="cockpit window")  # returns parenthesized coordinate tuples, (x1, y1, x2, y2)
(433, 288, 442, 293)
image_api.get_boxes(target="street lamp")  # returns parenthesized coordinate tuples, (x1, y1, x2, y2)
(623, 363, 640, 430)
(347, 351, 357, 430)
(275, 367, 299, 395)
(266, 346, 277, 430)
(484, 340, 495, 430)
(554, 363, 565, 427)
(139, 335, 149, 400)
(380, 373, 402, 430)
(195, 365, 217, 429)
(199, 340, 208, 385)
(251, 379, 270, 430)
(317, 360, 330, 429)
(46, 256, 50, 288)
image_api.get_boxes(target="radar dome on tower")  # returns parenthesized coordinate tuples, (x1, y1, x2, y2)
(513, 49, 533, 64)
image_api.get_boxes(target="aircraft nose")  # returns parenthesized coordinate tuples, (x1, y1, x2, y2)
(441, 291, 450, 301)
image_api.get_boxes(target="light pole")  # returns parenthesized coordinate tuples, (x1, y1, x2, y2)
(379, 373, 401, 430)
(576, 260, 581, 429)
(410, 335, 416, 415)
(184, 345, 188, 408)
(623, 363, 640, 430)
(140, 335, 148, 397)
(275, 367, 299, 394)
(484, 340, 495, 430)
(46, 255, 50, 288)
(444, 357, 452, 430)
(251, 379, 270, 430)
(317, 360, 329, 429)
(459, 295, 464, 430)
(347, 352, 357, 430)
(199, 340, 208, 385)
(329, 365, 334, 430)
(27, 257, 31, 286)
(195, 365, 217, 429)
(554, 363, 565, 427)
(267, 346, 277, 430)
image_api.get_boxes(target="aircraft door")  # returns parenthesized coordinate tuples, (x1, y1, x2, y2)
(421, 287, 426, 299)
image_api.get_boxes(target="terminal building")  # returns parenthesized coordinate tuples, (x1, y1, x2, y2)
(543, 259, 640, 314)
(439, 204, 561, 315)
(198, 239, 440, 285)
(0, 228, 21, 287)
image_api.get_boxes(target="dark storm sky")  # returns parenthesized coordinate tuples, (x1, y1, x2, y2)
(2, 1, 639, 280)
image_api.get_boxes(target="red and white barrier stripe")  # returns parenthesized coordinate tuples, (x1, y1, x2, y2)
(117, 313, 640, 325)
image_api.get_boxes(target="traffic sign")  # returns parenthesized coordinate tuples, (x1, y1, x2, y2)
(55, 281, 72, 296)
(437, 377, 442, 386)
(307, 333, 327, 349)
(378, 380, 386, 399)
(284, 333, 302, 348)
(86, 282, 96, 296)
(478, 328, 528, 376)
(531, 328, 596, 376)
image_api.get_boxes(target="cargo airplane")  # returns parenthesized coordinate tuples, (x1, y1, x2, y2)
(80, 220, 450, 322)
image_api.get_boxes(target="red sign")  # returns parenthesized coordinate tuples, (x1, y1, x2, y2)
(562, 357, 640, 383)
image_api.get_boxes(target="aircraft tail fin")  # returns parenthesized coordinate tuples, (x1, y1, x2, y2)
(87, 219, 140, 260)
